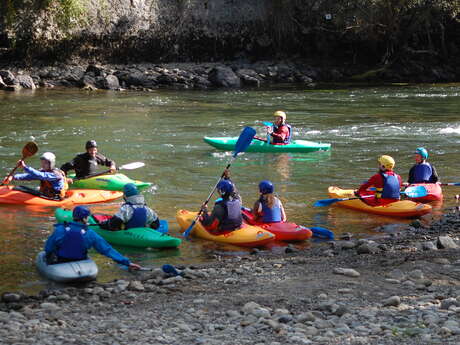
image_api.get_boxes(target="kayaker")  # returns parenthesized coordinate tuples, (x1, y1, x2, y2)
(356, 155, 402, 206)
(45, 206, 140, 270)
(61, 140, 116, 180)
(252, 180, 287, 222)
(267, 110, 292, 145)
(2, 152, 68, 199)
(99, 183, 160, 231)
(200, 179, 242, 233)
(408, 147, 439, 184)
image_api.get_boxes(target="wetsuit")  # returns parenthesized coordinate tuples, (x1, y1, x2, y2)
(61, 152, 115, 179)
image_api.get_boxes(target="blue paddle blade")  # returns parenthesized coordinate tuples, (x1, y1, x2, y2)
(157, 220, 168, 234)
(263, 121, 273, 127)
(233, 127, 256, 157)
(313, 198, 343, 207)
(310, 227, 335, 240)
(162, 264, 181, 276)
(403, 185, 427, 198)
(182, 220, 196, 238)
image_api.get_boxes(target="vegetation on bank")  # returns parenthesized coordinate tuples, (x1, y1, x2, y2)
(0, 0, 459, 70)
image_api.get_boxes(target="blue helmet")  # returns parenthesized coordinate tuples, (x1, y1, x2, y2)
(123, 183, 139, 197)
(73, 206, 91, 221)
(259, 180, 274, 194)
(217, 179, 234, 194)
(415, 147, 428, 159)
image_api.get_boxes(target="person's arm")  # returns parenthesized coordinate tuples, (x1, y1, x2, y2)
(357, 174, 380, 195)
(44, 225, 63, 255)
(200, 204, 224, 228)
(88, 230, 131, 266)
(97, 154, 116, 171)
(429, 165, 439, 183)
(252, 200, 262, 217)
(146, 208, 160, 229)
(407, 165, 415, 184)
(14, 166, 60, 182)
(279, 201, 287, 222)
(100, 216, 124, 231)
(60, 158, 76, 175)
(114, 205, 132, 224)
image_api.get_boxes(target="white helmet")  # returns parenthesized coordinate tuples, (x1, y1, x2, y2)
(40, 152, 56, 169)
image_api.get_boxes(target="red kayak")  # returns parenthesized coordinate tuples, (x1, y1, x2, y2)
(407, 183, 443, 202)
(241, 209, 312, 241)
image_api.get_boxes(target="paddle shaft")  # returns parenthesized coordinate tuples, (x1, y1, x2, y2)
(73, 163, 141, 181)
(1, 143, 38, 186)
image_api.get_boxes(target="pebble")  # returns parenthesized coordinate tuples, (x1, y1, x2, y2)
(1, 293, 22, 303)
(40, 302, 59, 310)
(333, 267, 360, 277)
(437, 236, 459, 249)
(224, 278, 238, 284)
(296, 312, 316, 322)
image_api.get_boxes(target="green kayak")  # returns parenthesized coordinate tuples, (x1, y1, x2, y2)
(68, 173, 152, 191)
(203, 137, 331, 153)
(54, 208, 181, 249)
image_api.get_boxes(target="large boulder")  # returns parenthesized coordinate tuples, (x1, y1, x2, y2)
(0, 75, 6, 88)
(0, 70, 18, 85)
(100, 75, 120, 90)
(208, 66, 241, 88)
(16, 75, 36, 89)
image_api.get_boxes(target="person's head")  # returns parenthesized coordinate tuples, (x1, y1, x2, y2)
(378, 155, 395, 172)
(40, 152, 56, 170)
(216, 179, 234, 198)
(72, 206, 91, 223)
(123, 183, 139, 198)
(273, 110, 286, 126)
(414, 147, 428, 164)
(259, 180, 274, 195)
(85, 140, 98, 157)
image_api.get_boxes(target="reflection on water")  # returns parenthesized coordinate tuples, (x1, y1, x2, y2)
(0, 84, 459, 293)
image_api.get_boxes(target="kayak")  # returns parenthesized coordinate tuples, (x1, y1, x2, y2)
(55, 208, 181, 249)
(407, 183, 443, 202)
(176, 209, 274, 247)
(328, 187, 432, 218)
(203, 137, 331, 153)
(241, 208, 312, 241)
(35, 251, 98, 283)
(68, 173, 151, 191)
(0, 186, 122, 206)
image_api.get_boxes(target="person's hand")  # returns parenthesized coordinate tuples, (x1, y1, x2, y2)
(67, 178, 73, 184)
(354, 190, 360, 197)
(2, 175, 13, 185)
(223, 169, 230, 179)
(200, 203, 208, 213)
(17, 160, 26, 169)
(266, 126, 273, 134)
(128, 263, 141, 271)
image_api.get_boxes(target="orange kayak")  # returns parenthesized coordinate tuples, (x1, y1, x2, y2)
(0, 186, 122, 206)
(407, 183, 443, 202)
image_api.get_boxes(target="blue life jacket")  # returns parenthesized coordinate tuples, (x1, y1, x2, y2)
(272, 124, 292, 144)
(413, 162, 433, 183)
(126, 205, 148, 229)
(261, 197, 282, 223)
(57, 222, 87, 260)
(217, 198, 243, 231)
(377, 173, 401, 199)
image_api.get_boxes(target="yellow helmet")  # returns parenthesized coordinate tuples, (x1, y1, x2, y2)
(273, 110, 286, 122)
(378, 155, 395, 170)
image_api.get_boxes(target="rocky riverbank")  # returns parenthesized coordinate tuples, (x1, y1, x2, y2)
(1, 59, 459, 93)
(1, 208, 460, 344)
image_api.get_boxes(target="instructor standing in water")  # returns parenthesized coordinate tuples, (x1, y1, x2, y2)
(61, 140, 116, 180)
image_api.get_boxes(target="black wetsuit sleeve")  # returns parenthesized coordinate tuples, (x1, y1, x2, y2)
(201, 204, 225, 226)
(408, 165, 415, 184)
(96, 153, 114, 168)
(60, 159, 76, 174)
(429, 165, 439, 183)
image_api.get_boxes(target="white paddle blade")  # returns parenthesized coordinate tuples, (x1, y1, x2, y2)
(119, 162, 145, 170)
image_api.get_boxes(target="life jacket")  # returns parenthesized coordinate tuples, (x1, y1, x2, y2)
(413, 162, 433, 183)
(261, 196, 282, 223)
(126, 204, 148, 229)
(217, 198, 243, 231)
(272, 124, 292, 144)
(375, 172, 401, 199)
(40, 168, 68, 199)
(57, 222, 87, 260)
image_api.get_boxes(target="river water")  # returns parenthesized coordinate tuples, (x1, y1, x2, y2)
(0, 84, 459, 293)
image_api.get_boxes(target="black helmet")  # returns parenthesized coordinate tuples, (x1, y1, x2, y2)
(85, 140, 97, 150)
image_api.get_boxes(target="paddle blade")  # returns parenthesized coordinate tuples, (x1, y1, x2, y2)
(313, 198, 342, 207)
(22, 142, 38, 158)
(310, 227, 335, 240)
(162, 264, 181, 276)
(119, 162, 145, 170)
(262, 121, 273, 127)
(232, 127, 256, 157)
(182, 220, 196, 238)
(404, 185, 428, 198)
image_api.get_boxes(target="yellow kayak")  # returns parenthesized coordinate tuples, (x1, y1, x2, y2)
(176, 210, 275, 247)
(328, 186, 432, 218)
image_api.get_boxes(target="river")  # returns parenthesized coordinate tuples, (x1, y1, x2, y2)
(0, 84, 459, 293)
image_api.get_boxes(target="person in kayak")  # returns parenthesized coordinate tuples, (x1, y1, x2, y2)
(99, 183, 160, 231)
(200, 179, 242, 233)
(267, 110, 292, 145)
(45, 206, 140, 270)
(407, 147, 439, 184)
(356, 155, 402, 206)
(2, 152, 68, 199)
(61, 140, 116, 180)
(252, 180, 287, 222)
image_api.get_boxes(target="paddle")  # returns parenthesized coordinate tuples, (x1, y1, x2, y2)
(73, 162, 145, 181)
(439, 183, 460, 186)
(182, 126, 256, 238)
(263, 121, 273, 127)
(313, 186, 428, 207)
(1, 142, 38, 186)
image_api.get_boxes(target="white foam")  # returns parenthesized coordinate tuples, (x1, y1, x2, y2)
(439, 126, 460, 135)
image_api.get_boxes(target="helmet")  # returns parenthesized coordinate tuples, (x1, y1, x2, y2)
(217, 179, 234, 194)
(273, 110, 286, 122)
(85, 140, 98, 150)
(378, 155, 395, 170)
(259, 180, 274, 194)
(123, 183, 139, 197)
(73, 206, 91, 221)
(415, 147, 428, 159)
(40, 152, 56, 169)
